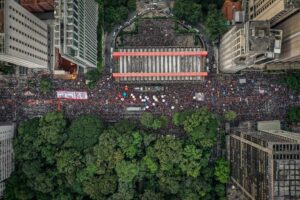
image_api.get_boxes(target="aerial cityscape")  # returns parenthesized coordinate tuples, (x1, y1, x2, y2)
(0, 0, 300, 199)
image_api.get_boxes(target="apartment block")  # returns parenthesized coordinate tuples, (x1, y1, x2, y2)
(53, 0, 98, 75)
(220, 20, 282, 73)
(0, 123, 15, 198)
(248, 0, 300, 26)
(0, 0, 49, 70)
(229, 121, 300, 200)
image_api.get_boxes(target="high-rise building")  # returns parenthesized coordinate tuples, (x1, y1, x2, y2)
(265, 11, 300, 70)
(0, 0, 49, 70)
(229, 121, 300, 200)
(53, 0, 98, 74)
(240, 0, 300, 71)
(220, 21, 282, 73)
(0, 123, 15, 198)
(247, 0, 300, 26)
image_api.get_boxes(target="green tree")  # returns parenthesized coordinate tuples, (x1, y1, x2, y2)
(0, 65, 15, 75)
(66, 115, 103, 151)
(224, 110, 237, 121)
(127, 0, 136, 11)
(117, 131, 142, 159)
(4, 172, 35, 200)
(214, 158, 230, 184)
(86, 69, 102, 89)
(83, 175, 117, 199)
(183, 107, 218, 148)
(180, 145, 202, 177)
(56, 149, 83, 174)
(140, 112, 154, 128)
(173, 0, 202, 25)
(215, 183, 226, 198)
(140, 113, 168, 130)
(139, 189, 164, 200)
(154, 136, 183, 172)
(281, 72, 300, 93)
(157, 173, 181, 194)
(172, 110, 194, 126)
(205, 4, 227, 42)
(6, 111, 226, 199)
(115, 161, 140, 183)
(40, 78, 52, 94)
(37, 112, 67, 164)
(93, 129, 123, 174)
(286, 106, 300, 122)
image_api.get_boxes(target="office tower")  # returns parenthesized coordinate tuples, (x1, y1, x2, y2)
(229, 121, 300, 200)
(0, 0, 49, 71)
(247, 0, 300, 26)
(220, 21, 282, 73)
(266, 11, 300, 70)
(0, 123, 15, 197)
(53, 0, 98, 74)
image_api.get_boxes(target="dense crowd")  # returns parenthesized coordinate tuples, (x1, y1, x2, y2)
(0, 72, 299, 123)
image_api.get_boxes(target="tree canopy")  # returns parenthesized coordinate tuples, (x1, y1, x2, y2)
(173, 0, 203, 25)
(104, 0, 136, 30)
(6, 109, 228, 200)
(286, 106, 300, 123)
(205, 5, 227, 42)
(40, 78, 53, 94)
(214, 158, 230, 184)
(140, 112, 168, 130)
(281, 72, 300, 93)
(224, 110, 237, 122)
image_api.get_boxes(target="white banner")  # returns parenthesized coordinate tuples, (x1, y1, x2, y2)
(56, 91, 88, 100)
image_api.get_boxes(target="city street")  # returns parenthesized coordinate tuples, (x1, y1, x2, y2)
(0, 72, 299, 124)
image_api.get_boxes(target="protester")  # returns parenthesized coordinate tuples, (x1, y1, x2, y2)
(0, 71, 299, 123)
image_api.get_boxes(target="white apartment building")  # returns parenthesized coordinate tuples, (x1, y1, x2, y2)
(53, 0, 98, 73)
(0, 0, 49, 70)
(0, 123, 15, 198)
(220, 21, 282, 73)
(220, 25, 247, 73)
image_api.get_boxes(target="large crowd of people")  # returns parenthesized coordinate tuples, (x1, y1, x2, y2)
(0, 71, 299, 124)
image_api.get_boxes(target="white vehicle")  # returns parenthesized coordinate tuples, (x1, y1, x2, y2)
(113, 32, 116, 37)
(187, 25, 192, 29)
(206, 58, 209, 63)
(194, 28, 199, 33)
(206, 66, 210, 72)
